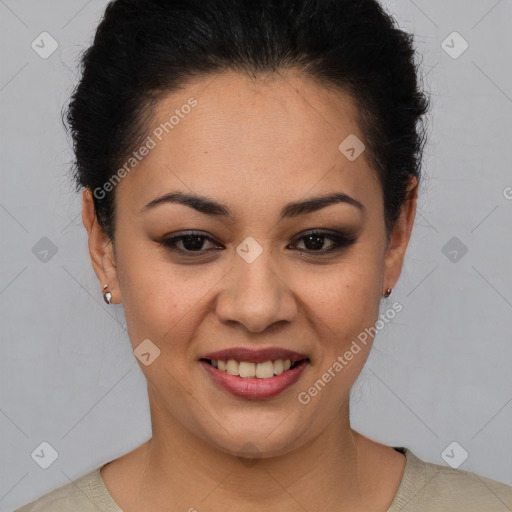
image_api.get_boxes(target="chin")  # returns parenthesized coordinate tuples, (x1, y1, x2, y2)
(199, 413, 310, 460)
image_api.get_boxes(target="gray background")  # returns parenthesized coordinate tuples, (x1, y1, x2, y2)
(1, 0, 511, 510)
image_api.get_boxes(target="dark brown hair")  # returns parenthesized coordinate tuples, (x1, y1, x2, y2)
(65, 0, 430, 240)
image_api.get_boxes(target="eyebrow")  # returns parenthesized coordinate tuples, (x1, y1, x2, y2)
(141, 190, 364, 219)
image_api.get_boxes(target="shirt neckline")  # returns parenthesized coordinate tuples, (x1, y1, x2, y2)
(387, 446, 425, 511)
(91, 446, 421, 511)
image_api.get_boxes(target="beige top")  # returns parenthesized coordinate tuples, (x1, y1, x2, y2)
(15, 447, 512, 511)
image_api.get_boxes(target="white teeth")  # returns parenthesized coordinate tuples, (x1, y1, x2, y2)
(256, 361, 274, 379)
(239, 361, 256, 378)
(226, 359, 239, 375)
(273, 359, 284, 375)
(210, 358, 297, 378)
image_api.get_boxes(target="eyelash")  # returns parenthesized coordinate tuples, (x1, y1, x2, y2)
(158, 229, 357, 257)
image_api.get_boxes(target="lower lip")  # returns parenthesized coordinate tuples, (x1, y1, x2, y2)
(200, 359, 308, 400)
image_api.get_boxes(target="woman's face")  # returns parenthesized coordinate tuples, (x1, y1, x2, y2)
(84, 70, 416, 458)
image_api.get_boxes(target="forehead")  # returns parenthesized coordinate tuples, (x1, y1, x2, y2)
(116, 70, 380, 213)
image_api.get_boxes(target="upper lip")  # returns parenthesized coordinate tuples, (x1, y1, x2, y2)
(200, 347, 309, 364)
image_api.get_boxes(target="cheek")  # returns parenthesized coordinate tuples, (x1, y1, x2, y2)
(115, 240, 226, 349)
(292, 258, 383, 419)
(298, 255, 383, 337)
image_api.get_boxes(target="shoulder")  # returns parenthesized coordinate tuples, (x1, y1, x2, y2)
(13, 465, 121, 512)
(389, 447, 512, 511)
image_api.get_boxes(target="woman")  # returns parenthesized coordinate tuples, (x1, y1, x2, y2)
(16, 0, 512, 510)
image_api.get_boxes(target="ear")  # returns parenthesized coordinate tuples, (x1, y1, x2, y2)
(382, 176, 418, 293)
(82, 188, 122, 304)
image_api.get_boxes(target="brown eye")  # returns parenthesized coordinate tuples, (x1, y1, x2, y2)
(290, 229, 357, 255)
(159, 231, 223, 255)
(158, 229, 356, 259)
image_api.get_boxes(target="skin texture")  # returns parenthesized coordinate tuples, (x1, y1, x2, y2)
(82, 70, 417, 511)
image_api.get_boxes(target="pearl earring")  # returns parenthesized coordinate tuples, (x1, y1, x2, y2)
(103, 284, 113, 305)
(383, 287, 392, 298)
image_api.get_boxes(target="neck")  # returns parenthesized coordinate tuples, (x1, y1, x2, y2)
(133, 390, 380, 511)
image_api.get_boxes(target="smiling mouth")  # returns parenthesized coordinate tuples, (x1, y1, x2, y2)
(201, 358, 308, 379)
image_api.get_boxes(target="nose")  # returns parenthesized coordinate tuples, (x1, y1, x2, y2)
(214, 246, 298, 334)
